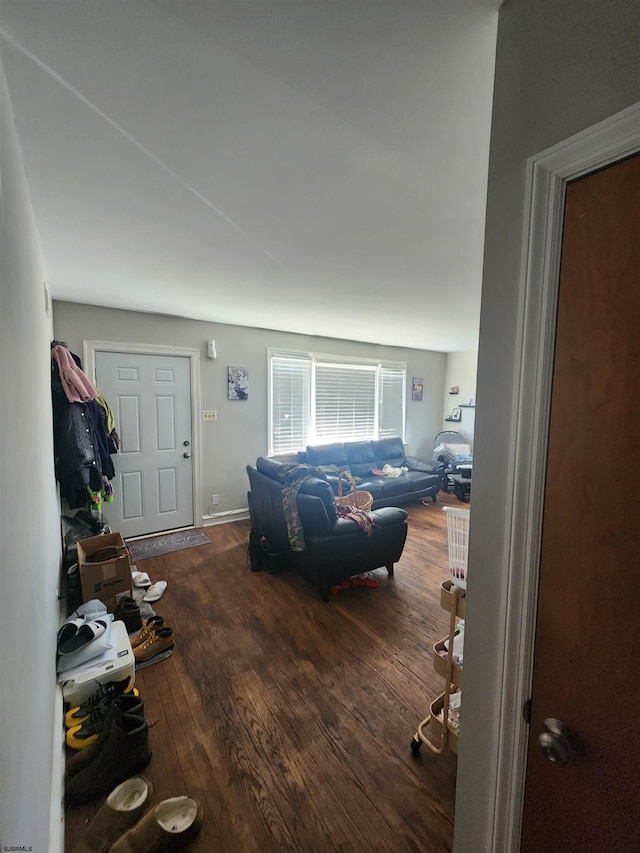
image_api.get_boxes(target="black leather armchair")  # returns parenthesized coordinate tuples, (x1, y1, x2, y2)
(246, 456, 408, 601)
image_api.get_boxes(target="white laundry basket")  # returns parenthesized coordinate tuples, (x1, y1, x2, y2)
(443, 506, 470, 589)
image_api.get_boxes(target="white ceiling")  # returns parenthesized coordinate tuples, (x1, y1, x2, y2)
(0, 1, 499, 352)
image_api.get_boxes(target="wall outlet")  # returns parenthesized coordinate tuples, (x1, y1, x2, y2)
(211, 494, 219, 506)
(203, 410, 217, 421)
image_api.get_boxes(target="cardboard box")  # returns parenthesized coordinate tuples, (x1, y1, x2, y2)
(60, 620, 135, 705)
(77, 532, 132, 613)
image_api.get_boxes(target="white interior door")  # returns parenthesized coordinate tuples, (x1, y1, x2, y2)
(96, 350, 194, 538)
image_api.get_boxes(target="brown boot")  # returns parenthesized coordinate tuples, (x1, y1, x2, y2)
(110, 796, 203, 853)
(65, 711, 151, 806)
(71, 776, 153, 853)
(133, 627, 174, 663)
(130, 616, 165, 648)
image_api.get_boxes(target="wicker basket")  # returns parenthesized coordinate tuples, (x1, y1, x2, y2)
(336, 471, 374, 512)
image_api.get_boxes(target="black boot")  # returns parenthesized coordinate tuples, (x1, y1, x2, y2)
(65, 693, 146, 783)
(113, 596, 142, 633)
(66, 692, 144, 751)
(65, 710, 151, 806)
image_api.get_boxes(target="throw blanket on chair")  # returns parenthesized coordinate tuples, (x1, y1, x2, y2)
(336, 505, 375, 535)
(275, 463, 328, 552)
(317, 463, 364, 485)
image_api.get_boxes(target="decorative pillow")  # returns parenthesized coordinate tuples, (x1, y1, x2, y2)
(434, 442, 458, 464)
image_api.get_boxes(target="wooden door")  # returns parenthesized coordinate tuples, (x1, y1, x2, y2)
(96, 350, 194, 538)
(520, 154, 640, 851)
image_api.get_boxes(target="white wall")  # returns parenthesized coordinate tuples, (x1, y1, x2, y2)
(0, 62, 63, 853)
(443, 350, 477, 447)
(52, 301, 447, 521)
(455, 2, 640, 850)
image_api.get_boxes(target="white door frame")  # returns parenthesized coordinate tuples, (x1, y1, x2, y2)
(492, 102, 640, 851)
(84, 340, 203, 530)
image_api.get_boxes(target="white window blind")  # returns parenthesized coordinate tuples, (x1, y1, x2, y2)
(378, 365, 406, 439)
(314, 362, 377, 443)
(269, 350, 406, 455)
(270, 355, 311, 456)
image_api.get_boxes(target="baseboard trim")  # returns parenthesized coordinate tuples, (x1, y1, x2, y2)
(49, 596, 66, 853)
(202, 508, 250, 527)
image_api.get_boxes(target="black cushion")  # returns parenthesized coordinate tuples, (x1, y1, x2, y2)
(369, 506, 408, 526)
(373, 437, 406, 468)
(256, 456, 285, 480)
(299, 477, 338, 521)
(344, 441, 377, 477)
(305, 442, 349, 469)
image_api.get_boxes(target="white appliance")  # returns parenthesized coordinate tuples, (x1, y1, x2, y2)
(60, 619, 135, 706)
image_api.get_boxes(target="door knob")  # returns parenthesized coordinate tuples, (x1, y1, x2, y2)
(537, 718, 583, 766)
(183, 452, 191, 458)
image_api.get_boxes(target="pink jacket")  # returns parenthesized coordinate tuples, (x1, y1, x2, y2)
(52, 345, 98, 403)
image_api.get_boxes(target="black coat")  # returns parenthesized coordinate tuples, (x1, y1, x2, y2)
(51, 349, 114, 507)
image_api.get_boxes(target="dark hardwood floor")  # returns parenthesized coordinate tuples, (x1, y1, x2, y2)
(64, 492, 465, 852)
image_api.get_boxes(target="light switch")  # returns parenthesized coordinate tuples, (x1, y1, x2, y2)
(203, 410, 217, 421)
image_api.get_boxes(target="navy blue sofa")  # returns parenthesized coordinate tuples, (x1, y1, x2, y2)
(298, 437, 443, 508)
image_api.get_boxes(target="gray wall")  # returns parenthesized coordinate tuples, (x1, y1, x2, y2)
(0, 61, 63, 853)
(442, 349, 477, 448)
(456, 1, 640, 850)
(53, 301, 447, 521)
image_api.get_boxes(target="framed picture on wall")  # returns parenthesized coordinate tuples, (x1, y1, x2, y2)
(451, 407, 462, 422)
(228, 366, 249, 400)
(411, 377, 424, 401)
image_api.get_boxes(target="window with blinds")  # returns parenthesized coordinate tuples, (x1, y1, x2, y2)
(270, 355, 311, 457)
(269, 351, 406, 456)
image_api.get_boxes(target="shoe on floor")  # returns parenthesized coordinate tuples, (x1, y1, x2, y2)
(71, 776, 153, 853)
(65, 711, 151, 806)
(65, 676, 138, 728)
(130, 616, 165, 649)
(114, 597, 142, 633)
(65, 694, 146, 783)
(66, 702, 112, 751)
(131, 570, 152, 589)
(133, 627, 174, 663)
(143, 580, 167, 603)
(110, 795, 203, 853)
(66, 695, 144, 750)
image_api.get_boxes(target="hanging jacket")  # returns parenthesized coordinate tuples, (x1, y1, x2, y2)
(51, 345, 113, 507)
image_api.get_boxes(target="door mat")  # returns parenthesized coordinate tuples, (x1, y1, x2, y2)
(127, 529, 211, 562)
